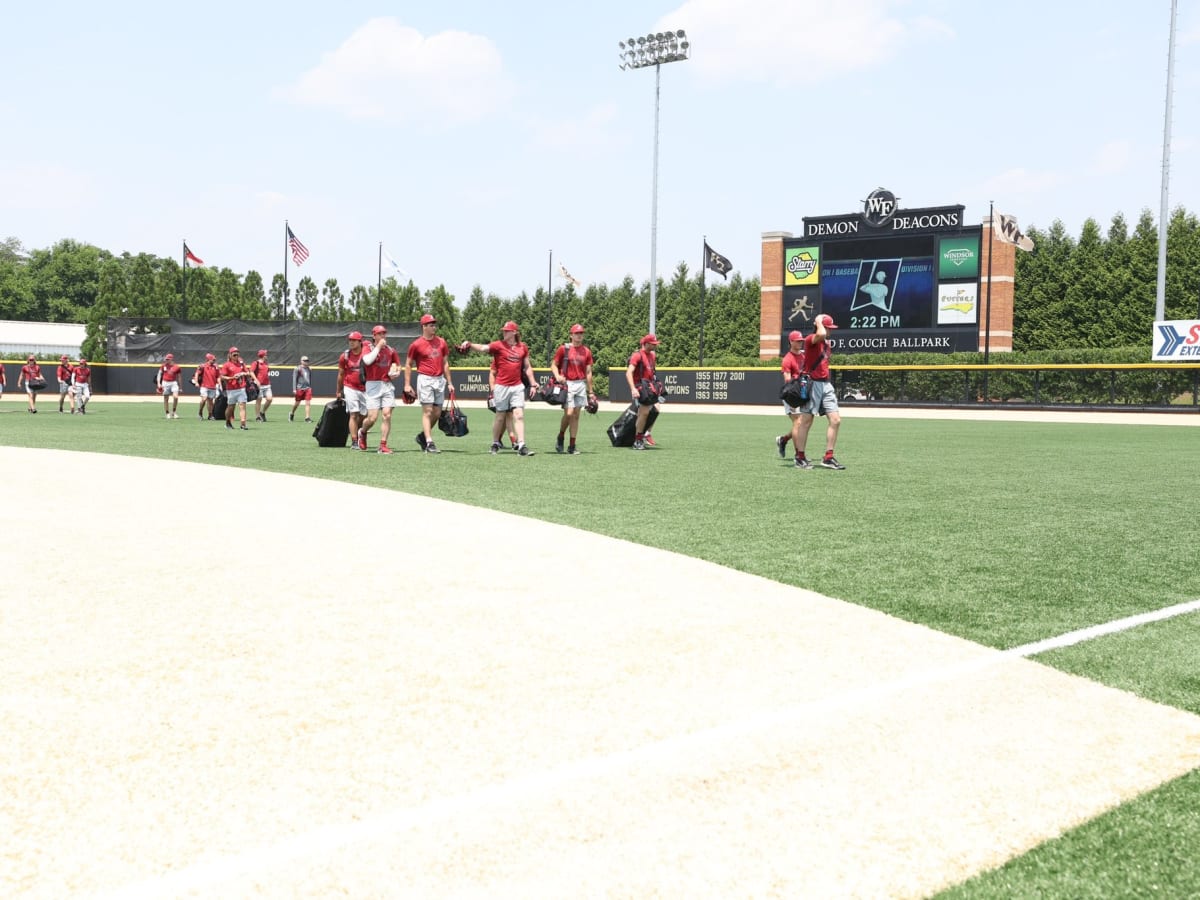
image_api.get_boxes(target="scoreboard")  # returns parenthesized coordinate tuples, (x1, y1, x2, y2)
(782, 190, 981, 354)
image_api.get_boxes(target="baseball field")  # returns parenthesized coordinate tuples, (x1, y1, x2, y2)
(2, 398, 1198, 898)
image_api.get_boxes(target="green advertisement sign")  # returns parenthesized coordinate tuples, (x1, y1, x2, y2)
(938, 236, 979, 279)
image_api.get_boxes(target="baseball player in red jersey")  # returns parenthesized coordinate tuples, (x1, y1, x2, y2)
(460, 320, 539, 456)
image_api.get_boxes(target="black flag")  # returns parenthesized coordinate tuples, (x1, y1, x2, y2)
(704, 242, 732, 279)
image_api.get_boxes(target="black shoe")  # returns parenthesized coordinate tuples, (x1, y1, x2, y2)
(261, 414, 267, 422)
(489, 442, 501, 455)
(568, 445, 580, 455)
(632, 439, 645, 450)
(821, 456, 846, 470)
(794, 457, 812, 469)
(304, 417, 312, 423)
(226, 421, 234, 430)
(289, 412, 295, 421)
(425, 441, 440, 454)
(240, 424, 249, 430)
(517, 444, 535, 457)
(555, 435, 564, 454)
(415, 432, 427, 450)
(775, 435, 787, 459)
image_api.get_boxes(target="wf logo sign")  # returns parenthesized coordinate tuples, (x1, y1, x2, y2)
(1152, 321, 1200, 360)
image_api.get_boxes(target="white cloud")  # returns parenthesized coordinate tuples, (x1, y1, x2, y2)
(653, 0, 953, 86)
(280, 17, 514, 126)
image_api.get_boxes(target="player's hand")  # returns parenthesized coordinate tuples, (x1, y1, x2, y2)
(458, 341, 471, 354)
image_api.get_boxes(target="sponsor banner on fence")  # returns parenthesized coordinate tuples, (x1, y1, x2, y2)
(1152, 321, 1200, 361)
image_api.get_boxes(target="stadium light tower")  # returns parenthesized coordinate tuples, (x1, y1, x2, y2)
(619, 29, 690, 334)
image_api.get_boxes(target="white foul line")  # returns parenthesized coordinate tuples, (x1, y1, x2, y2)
(1005, 598, 1200, 659)
(96, 598, 1200, 899)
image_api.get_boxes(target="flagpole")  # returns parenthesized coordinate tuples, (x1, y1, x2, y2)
(283, 220, 290, 320)
(546, 250, 554, 364)
(983, 200, 994, 402)
(181, 239, 188, 320)
(377, 242, 383, 321)
(699, 238, 707, 366)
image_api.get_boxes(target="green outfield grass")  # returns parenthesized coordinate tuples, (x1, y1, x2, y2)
(3, 398, 1198, 898)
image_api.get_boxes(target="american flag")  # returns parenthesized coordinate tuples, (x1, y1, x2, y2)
(287, 226, 310, 266)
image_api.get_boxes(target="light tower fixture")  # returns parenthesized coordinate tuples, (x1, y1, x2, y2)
(619, 29, 690, 333)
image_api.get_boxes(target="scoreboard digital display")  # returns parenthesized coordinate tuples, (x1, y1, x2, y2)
(782, 196, 981, 354)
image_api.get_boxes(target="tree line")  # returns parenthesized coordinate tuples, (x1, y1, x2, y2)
(2, 205, 1198, 369)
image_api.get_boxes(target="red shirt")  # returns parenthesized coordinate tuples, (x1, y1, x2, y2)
(197, 363, 219, 389)
(160, 363, 182, 383)
(364, 345, 401, 382)
(554, 343, 594, 381)
(406, 336, 449, 377)
(21, 363, 42, 383)
(250, 359, 271, 386)
(338, 348, 366, 391)
(57, 364, 74, 384)
(73, 365, 92, 385)
(220, 361, 248, 389)
(488, 340, 529, 387)
(628, 349, 656, 382)
(781, 350, 805, 381)
(802, 335, 832, 380)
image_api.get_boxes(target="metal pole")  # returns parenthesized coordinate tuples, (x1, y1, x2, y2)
(699, 236, 706, 365)
(1155, 0, 1178, 322)
(983, 201, 994, 402)
(547, 249, 553, 364)
(283, 220, 289, 320)
(377, 242, 382, 321)
(181, 239, 188, 320)
(649, 62, 662, 334)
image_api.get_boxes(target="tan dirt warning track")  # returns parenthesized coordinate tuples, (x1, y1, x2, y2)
(2, 446, 1199, 899)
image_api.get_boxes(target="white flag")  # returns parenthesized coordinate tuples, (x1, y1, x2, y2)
(382, 248, 409, 278)
(995, 212, 1034, 252)
(557, 262, 582, 287)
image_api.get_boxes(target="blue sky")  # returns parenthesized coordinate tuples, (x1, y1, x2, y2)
(2, 0, 1197, 308)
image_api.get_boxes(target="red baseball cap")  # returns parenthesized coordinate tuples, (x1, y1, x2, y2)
(420, 314, 437, 325)
(641, 333, 659, 346)
(570, 324, 585, 334)
(61, 354, 69, 360)
(347, 332, 363, 341)
(502, 321, 519, 333)
(372, 325, 387, 334)
(788, 330, 803, 342)
(79, 358, 86, 363)
(228, 347, 239, 354)
(165, 353, 174, 360)
(258, 349, 267, 356)
(817, 314, 838, 330)
(205, 353, 216, 360)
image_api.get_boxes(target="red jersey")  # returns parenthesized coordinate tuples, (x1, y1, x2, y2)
(339, 348, 366, 390)
(57, 364, 74, 384)
(628, 349, 656, 382)
(73, 365, 92, 385)
(406, 336, 450, 377)
(781, 350, 805, 381)
(21, 363, 42, 383)
(250, 359, 271, 386)
(220, 361, 248, 390)
(554, 343, 594, 381)
(363, 345, 401, 382)
(488, 340, 529, 387)
(801, 335, 832, 380)
(195, 363, 219, 389)
(159, 363, 182, 384)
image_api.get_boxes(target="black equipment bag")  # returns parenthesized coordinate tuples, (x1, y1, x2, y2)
(313, 398, 350, 447)
(211, 392, 229, 420)
(244, 380, 260, 401)
(607, 403, 659, 448)
(437, 399, 469, 437)
(537, 378, 566, 406)
(780, 375, 809, 407)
